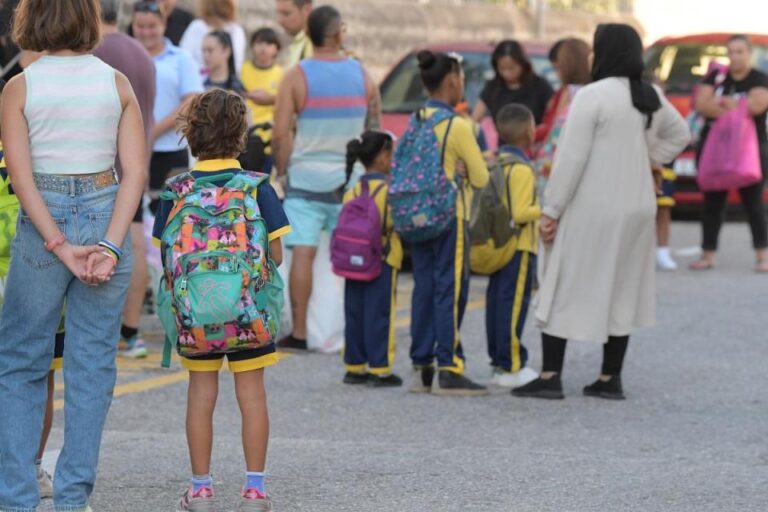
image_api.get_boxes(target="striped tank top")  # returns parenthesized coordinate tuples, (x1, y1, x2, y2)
(289, 58, 367, 193)
(24, 55, 122, 175)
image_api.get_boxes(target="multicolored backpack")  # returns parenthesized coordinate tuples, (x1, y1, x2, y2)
(331, 180, 387, 281)
(156, 171, 284, 368)
(389, 108, 456, 243)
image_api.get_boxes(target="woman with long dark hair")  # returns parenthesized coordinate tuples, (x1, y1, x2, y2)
(202, 30, 246, 95)
(512, 24, 689, 401)
(472, 39, 554, 128)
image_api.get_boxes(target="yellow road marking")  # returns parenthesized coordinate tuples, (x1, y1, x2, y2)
(52, 352, 294, 410)
(53, 371, 188, 411)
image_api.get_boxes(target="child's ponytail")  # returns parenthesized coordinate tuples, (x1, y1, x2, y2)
(345, 131, 394, 185)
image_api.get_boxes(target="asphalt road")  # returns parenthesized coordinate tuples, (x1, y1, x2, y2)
(37, 221, 768, 511)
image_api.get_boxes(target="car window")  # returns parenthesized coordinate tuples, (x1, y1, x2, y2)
(646, 42, 768, 95)
(381, 51, 557, 114)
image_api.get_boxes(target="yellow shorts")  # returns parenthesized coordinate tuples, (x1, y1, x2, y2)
(180, 351, 279, 373)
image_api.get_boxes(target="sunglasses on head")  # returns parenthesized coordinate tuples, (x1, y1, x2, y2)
(134, 1, 162, 14)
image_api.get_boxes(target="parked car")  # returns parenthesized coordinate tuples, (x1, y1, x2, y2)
(380, 41, 558, 152)
(645, 33, 768, 214)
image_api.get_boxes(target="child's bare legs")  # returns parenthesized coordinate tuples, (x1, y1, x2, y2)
(234, 369, 269, 472)
(37, 370, 55, 462)
(656, 206, 677, 270)
(186, 371, 219, 476)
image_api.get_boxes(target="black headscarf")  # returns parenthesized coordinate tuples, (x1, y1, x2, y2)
(592, 23, 661, 128)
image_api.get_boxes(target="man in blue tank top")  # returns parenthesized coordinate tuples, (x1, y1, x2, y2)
(273, 5, 381, 350)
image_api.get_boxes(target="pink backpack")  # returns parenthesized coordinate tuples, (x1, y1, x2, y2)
(331, 180, 387, 281)
(697, 97, 762, 192)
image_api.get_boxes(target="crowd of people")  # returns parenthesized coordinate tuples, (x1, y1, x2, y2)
(0, 0, 766, 511)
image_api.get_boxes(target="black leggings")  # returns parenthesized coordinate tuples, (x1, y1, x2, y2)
(542, 333, 629, 376)
(701, 181, 768, 251)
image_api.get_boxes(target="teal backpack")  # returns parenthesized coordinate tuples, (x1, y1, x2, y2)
(156, 171, 284, 368)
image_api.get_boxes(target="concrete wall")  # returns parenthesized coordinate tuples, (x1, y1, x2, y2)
(167, 0, 638, 78)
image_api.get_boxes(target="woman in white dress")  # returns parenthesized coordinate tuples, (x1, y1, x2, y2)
(512, 24, 689, 401)
(180, 0, 246, 76)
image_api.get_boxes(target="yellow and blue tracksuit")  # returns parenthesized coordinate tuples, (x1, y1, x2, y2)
(410, 99, 489, 374)
(342, 173, 404, 375)
(485, 146, 541, 373)
(0, 146, 65, 371)
(657, 166, 676, 207)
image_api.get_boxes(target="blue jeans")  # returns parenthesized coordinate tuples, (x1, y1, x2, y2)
(0, 182, 132, 512)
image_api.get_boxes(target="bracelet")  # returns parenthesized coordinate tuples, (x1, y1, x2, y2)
(100, 250, 118, 264)
(100, 246, 120, 262)
(98, 239, 123, 260)
(44, 233, 66, 252)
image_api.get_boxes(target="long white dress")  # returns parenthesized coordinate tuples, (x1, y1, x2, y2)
(534, 77, 690, 342)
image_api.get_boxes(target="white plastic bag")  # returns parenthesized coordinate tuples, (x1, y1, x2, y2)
(278, 231, 345, 353)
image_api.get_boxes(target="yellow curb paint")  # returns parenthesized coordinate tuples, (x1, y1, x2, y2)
(52, 352, 294, 410)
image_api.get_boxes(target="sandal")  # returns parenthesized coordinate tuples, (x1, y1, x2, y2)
(755, 260, 768, 273)
(689, 259, 714, 271)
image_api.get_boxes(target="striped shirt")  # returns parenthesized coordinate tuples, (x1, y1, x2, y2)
(288, 58, 367, 193)
(25, 55, 122, 175)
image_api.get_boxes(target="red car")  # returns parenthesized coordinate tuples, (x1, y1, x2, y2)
(379, 41, 558, 152)
(645, 33, 768, 212)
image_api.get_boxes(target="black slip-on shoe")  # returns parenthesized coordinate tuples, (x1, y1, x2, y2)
(583, 375, 625, 400)
(512, 375, 565, 400)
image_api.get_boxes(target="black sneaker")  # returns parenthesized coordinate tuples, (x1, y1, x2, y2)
(408, 365, 435, 394)
(512, 375, 565, 399)
(276, 334, 308, 352)
(367, 374, 403, 388)
(431, 370, 489, 397)
(583, 375, 625, 400)
(342, 371, 370, 385)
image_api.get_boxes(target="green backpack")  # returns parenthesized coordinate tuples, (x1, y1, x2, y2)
(156, 171, 284, 368)
(469, 154, 525, 249)
(0, 151, 19, 277)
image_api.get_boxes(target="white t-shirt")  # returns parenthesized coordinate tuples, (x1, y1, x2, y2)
(179, 19, 246, 76)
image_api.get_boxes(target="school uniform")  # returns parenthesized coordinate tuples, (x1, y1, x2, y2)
(342, 174, 403, 375)
(0, 146, 64, 371)
(486, 146, 541, 373)
(409, 100, 489, 374)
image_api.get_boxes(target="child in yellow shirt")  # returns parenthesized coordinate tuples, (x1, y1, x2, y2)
(338, 130, 404, 387)
(241, 28, 284, 173)
(485, 104, 542, 389)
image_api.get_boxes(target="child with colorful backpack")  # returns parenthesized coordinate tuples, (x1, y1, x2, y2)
(470, 104, 541, 389)
(331, 130, 403, 387)
(389, 50, 489, 396)
(153, 89, 290, 512)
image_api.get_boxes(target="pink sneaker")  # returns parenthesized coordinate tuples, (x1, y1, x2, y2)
(237, 488, 272, 511)
(176, 486, 216, 512)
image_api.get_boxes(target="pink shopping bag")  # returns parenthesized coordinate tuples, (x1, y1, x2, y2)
(697, 98, 762, 192)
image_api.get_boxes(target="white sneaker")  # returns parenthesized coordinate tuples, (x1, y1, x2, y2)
(37, 465, 53, 499)
(491, 367, 539, 388)
(656, 247, 678, 271)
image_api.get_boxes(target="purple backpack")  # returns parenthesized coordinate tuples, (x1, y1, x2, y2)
(331, 180, 387, 281)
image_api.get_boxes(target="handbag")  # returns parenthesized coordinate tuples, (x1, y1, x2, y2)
(697, 97, 762, 192)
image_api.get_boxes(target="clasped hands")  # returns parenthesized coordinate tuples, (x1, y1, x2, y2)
(54, 243, 117, 286)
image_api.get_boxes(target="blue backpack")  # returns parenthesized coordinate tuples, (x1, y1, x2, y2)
(389, 108, 456, 243)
